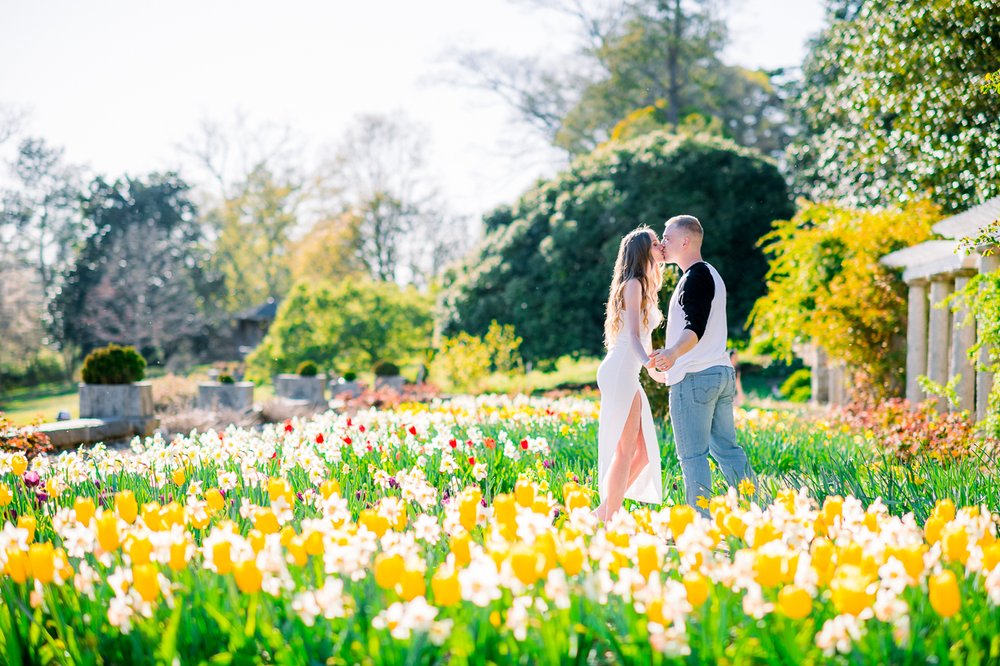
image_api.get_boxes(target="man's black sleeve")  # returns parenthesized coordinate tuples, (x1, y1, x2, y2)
(679, 263, 715, 340)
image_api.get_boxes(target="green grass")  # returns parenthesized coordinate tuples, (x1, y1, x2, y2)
(0, 384, 79, 425)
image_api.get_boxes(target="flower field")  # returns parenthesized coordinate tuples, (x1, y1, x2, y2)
(1, 395, 999, 665)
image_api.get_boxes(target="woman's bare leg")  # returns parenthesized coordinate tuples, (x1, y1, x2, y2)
(625, 422, 649, 489)
(596, 391, 643, 522)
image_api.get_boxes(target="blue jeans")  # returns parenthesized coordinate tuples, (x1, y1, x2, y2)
(668, 365, 754, 515)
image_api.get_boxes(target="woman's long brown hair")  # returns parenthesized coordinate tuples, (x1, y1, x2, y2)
(604, 226, 662, 350)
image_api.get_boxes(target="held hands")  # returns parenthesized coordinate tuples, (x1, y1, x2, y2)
(648, 347, 677, 372)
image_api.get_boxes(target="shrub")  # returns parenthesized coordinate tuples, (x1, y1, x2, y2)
(296, 361, 318, 377)
(749, 200, 940, 400)
(247, 278, 432, 382)
(373, 361, 400, 377)
(0, 414, 53, 459)
(834, 399, 992, 464)
(218, 374, 236, 384)
(81, 344, 146, 385)
(342, 371, 358, 382)
(781, 369, 812, 403)
(431, 321, 525, 392)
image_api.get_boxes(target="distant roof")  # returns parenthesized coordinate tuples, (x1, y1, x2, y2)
(236, 298, 279, 321)
(933, 196, 1000, 239)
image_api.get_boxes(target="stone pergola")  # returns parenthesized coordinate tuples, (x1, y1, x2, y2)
(880, 196, 1000, 419)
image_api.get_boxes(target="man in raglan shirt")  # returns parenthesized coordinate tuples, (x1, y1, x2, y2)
(647, 215, 755, 515)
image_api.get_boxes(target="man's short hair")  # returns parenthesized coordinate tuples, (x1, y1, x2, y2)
(665, 214, 704, 238)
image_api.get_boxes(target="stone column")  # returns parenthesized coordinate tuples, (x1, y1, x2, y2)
(828, 362, 844, 407)
(812, 346, 830, 404)
(905, 279, 929, 406)
(927, 275, 954, 412)
(949, 271, 977, 413)
(977, 249, 1000, 421)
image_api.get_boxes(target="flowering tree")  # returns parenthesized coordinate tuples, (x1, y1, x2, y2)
(749, 200, 940, 400)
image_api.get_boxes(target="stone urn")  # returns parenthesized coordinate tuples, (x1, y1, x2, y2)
(197, 381, 255, 412)
(374, 374, 405, 392)
(275, 373, 327, 405)
(329, 377, 363, 399)
(78, 381, 159, 436)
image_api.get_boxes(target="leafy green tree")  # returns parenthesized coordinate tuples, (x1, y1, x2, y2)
(438, 130, 793, 362)
(748, 200, 940, 400)
(454, 0, 792, 157)
(48, 173, 217, 367)
(789, 0, 1000, 211)
(246, 278, 433, 381)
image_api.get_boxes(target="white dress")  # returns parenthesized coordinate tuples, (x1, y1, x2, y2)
(596, 298, 663, 505)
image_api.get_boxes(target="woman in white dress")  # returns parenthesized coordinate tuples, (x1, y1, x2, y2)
(594, 226, 666, 521)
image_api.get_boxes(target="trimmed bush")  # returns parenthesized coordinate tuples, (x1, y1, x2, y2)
(342, 371, 358, 382)
(296, 361, 319, 377)
(218, 374, 236, 384)
(81, 344, 146, 385)
(781, 369, 812, 403)
(373, 360, 400, 377)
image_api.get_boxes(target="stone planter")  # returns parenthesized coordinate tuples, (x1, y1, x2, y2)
(329, 378, 363, 399)
(374, 375, 405, 392)
(78, 381, 159, 437)
(275, 374, 327, 404)
(197, 382, 255, 412)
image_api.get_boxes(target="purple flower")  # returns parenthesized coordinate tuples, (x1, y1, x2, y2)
(35, 491, 49, 503)
(355, 490, 363, 500)
(23, 471, 41, 488)
(388, 477, 399, 489)
(553, 508, 561, 519)
(296, 492, 304, 502)
(542, 459, 553, 469)
(572, 475, 579, 483)
(480, 498, 487, 507)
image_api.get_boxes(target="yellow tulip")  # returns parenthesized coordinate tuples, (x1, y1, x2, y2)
(28, 543, 54, 584)
(669, 504, 695, 538)
(830, 564, 874, 616)
(924, 515, 946, 545)
(683, 572, 710, 607)
(821, 496, 843, 527)
(133, 563, 160, 603)
(929, 569, 961, 618)
(777, 585, 812, 619)
(171, 468, 186, 486)
(74, 497, 96, 525)
(17, 516, 36, 544)
(983, 543, 1000, 572)
(398, 568, 426, 601)
(304, 531, 325, 557)
(254, 508, 280, 535)
(169, 541, 188, 572)
(514, 479, 535, 508)
(637, 543, 660, 578)
(754, 552, 784, 588)
(141, 502, 163, 531)
(431, 569, 461, 606)
(11, 454, 28, 477)
(359, 509, 390, 537)
(205, 488, 225, 512)
(4, 547, 29, 584)
(558, 542, 584, 576)
(374, 553, 405, 590)
(127, 536, 153, 566)
(933, 498, 956, 522)
(212, 541, 233, 575)
(319, 479, 340, 499)
(116, 490, 138, 524)
(234, 559, 263, 594)
(96, 513, 120, 552)
(510, 543, 541, 585)
(287, 536, 309, 567)
(941, 524, 970, 565)
(0, 483, 12, 507)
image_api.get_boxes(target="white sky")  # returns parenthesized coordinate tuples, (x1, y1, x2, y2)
(0, 0, 826, 221)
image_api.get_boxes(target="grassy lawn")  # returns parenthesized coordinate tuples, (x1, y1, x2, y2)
(0, 384, 78, 425)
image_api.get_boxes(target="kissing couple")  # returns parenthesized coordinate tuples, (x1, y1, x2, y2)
(593, 215, 755, 522)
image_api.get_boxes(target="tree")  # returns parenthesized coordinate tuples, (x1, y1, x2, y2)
(207, 166, 298, 311)
(789, 0, 1000, 212)
(1, 138, 84, 296)
(748, 200, 940, 400)
(288, 210, 366, 285)
(327, 114, 472, 287)
(246, 277, 434, 381)
(451, 0, 792, 157)
(48, 173, 214, 367)
(438, 130, 793, 362)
